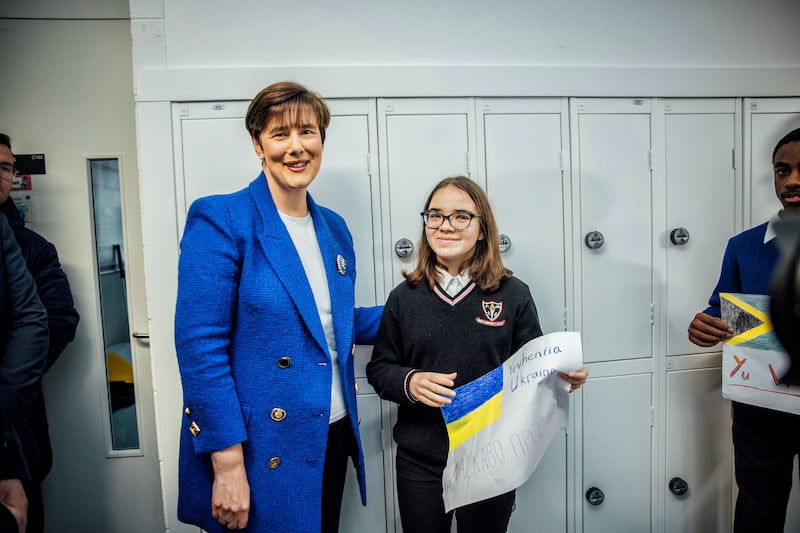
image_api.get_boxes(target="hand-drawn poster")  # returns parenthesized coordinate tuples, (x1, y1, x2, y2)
(440, 331, 583, 512)
(721, 293, 800, 415)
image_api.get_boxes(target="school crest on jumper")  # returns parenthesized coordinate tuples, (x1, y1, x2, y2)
(476, 300, 506, 327)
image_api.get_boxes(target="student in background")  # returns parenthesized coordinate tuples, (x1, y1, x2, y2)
(367, 176, 587, 533)
(0, 133, 80, 533)
(688, 127, 800, 533)
(0, 213, 49, 533)
(174, 81, 382, 532)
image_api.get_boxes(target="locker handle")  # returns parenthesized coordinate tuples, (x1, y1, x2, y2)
(394, 238, 414, 258)
(499, 233, 511, 253)
(669, 477, 689, 496)
(670, 227, 690, 246)
(585, 486, 605, 505)
(584, 231, 604, 250)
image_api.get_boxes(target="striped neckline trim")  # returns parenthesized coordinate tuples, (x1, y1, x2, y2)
(433, 281, 476, 306)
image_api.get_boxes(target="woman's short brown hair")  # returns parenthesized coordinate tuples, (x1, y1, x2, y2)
(245, 81, 331, 143)
(404, 176, 512, 292)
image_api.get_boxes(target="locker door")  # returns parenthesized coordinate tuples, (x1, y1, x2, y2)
(663, 101, 739, 357)
(479, 98, 569, 335)
(507, 431, 568, 532)
(378, 98, 477, 289)
(744, 99, 800, 227)
(665, 367, 732, 533)
(175, 99, 381, 308)
(581, 373, 653, 533)
(478, 98, 570, 532)
(340, 381, 390, 532)
(572, 100, 653, 363)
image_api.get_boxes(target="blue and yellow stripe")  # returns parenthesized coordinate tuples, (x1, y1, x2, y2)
(441, 365, 504, 450)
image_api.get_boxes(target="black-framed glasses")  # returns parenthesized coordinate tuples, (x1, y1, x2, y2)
(421, 210, 481, 230)
(0, 162, 17, 180)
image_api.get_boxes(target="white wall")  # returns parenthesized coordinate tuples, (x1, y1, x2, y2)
(161, 0, 797, 69)
(131, 0, 800, 100)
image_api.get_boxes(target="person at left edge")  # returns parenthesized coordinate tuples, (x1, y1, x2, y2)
(0, 213, 49, 533)
(0, 133, 80, 533)
(174, 81, 382, 533)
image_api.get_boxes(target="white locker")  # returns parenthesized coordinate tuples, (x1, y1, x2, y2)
(664, 367, 732, 533)
(174, 99, 382, 309)
(744, 98, 800, 227)
(663, 100, 740, 356)
(572, 99, 654, 363)
(477, 97, 572, 531)
(377, 98, 478, 289)
(478, 98, 571, 335)
(581, 373, 653, 533)
(341, 380, 390, 532)
(171, 99, 391, 532)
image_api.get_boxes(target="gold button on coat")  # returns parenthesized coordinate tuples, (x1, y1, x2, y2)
(277, 357, 291, 369)
(184, 407, 191, 416)
(354, 383, 361, 394)
(268, 457, 281, 469)
(189, 421, 200, 437)
(270, 408, 287, 422)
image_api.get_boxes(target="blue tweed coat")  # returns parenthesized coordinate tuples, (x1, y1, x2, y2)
(174, 174, 381, 533)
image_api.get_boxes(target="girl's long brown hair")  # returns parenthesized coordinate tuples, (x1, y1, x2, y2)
(404, 176, 512, 292)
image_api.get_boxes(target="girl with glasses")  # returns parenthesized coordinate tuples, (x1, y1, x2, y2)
(367, 175, 587, 533)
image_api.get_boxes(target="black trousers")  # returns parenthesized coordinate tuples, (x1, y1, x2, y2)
(22, 480, 43, 533)
(321, 416, 358, 533)
(395, 447, 515, 533)
(732, 401, 800, 533)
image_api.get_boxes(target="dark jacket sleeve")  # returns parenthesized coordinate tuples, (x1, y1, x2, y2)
(0, 216, 49, 428)
(1, 404, 28, 480)
(17, 230, 79, 368)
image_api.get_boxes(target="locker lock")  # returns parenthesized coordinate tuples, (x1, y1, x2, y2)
(499, 233, 511, 253)
(670, 227, 690, 246)
(394, 238, 414, 258)
(585, 486, 605, 506)
(584, 231, 604, 250)
(668, 477, 689, 496)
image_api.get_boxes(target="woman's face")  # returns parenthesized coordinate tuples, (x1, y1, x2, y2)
(252, 109, 323, 198)
(425, 185, 484, 275)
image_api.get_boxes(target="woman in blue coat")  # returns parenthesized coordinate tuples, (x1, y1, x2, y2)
(174, 81, 382, 533)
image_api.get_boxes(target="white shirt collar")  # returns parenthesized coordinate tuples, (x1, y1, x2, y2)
(764, 212, 781, 243)
(437, 267, 470, 297)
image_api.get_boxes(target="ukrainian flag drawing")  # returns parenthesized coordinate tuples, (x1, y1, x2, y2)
(439, 331, 583, 513)
(441, 365, 504, 450)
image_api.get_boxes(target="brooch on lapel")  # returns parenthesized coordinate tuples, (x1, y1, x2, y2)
(336, 254, 347, 275)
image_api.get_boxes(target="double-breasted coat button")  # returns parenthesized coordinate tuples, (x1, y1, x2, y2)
(270, 408, 287, 422)
(184, 407, 191, 416)
(355, 383, 361, 394)
(268, 457, 281, 469)
(189, 421, 200, 437)
(277, 357, 291, 369)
